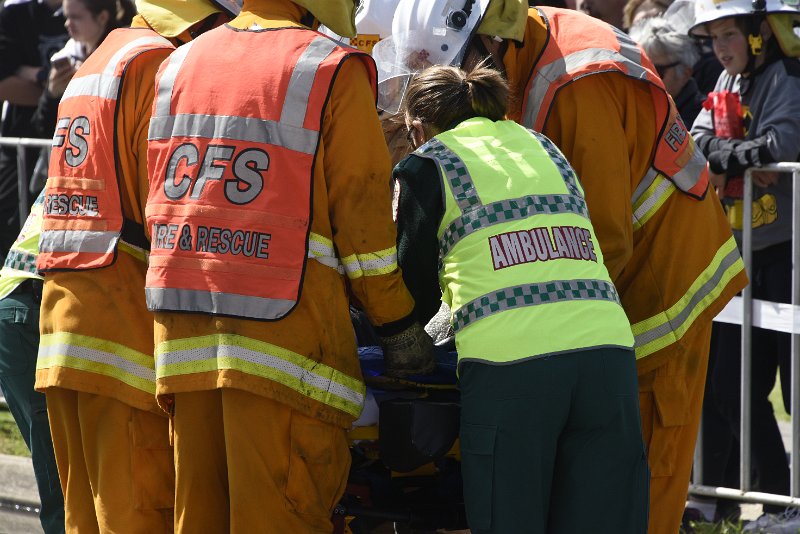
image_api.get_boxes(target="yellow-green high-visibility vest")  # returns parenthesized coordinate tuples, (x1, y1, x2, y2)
(415, 118, 634, 365)
(0, 189, 45, 299)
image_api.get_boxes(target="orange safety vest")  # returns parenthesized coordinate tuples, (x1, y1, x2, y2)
(38, 28, 174, 272)
(145, 28, 375, 321)
(520, 7, 709, 200)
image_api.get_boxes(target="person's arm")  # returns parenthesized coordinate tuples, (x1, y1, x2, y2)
(394, 155, 444, 326)
(0, 75, 42, 106)
(323, 57, 416, 332)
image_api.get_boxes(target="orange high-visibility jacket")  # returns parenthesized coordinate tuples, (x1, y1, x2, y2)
(506, 7, 747, 369)
(38, 29, 173, 271)
(146, 28, 373, 321)
(148, 5, 415, 429)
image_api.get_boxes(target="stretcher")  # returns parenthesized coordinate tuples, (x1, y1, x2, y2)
(333, 345, 467, 534)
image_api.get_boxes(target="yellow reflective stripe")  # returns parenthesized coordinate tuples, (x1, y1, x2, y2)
(118, 240, 148, 262)
(156, 334, 365, 417)
(36, 332, 155, 394)
(631, 237, 744, 359)
(340, 246, 398, 279)
(632, 173, 676, 231)
(307, 232, 343, 273)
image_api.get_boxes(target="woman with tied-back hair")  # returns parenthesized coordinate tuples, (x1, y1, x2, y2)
(393, 64, 649, 534)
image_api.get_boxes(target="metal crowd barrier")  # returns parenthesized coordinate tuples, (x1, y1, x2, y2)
(0, 136, 52, 229)
(692, 162, 800, 508)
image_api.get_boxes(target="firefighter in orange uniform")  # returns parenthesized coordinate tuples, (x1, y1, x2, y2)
(144, 0, 434, 531)
(34, 0, 238, 531)
(377, 1, 749, 532)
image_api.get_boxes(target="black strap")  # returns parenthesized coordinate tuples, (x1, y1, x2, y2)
(121, 218, 150, 251)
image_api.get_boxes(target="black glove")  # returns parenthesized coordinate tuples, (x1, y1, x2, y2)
(380, 322, 436, 378)
(707, 136, 773, 176)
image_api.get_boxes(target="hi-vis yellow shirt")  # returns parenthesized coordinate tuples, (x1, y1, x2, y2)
(505, 8, 747, 372)
(151, 0, 415, 429)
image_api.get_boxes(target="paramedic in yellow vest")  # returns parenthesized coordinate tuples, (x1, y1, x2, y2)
(395, 64, 648, 533)
(0, 190, 64, 534)
(34, 0, 238, 530)
(377, 1, 749, 532)
(143, 0, 435, 531)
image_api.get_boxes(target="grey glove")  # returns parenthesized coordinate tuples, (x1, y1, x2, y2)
(380, 322, 436, 378)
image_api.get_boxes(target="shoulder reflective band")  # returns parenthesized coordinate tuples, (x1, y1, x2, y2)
(452, 278, 621, 332)
(61, 35, 171, 102)
(156, 334, 365, 417)
(522, 23, 647, 128)
(149, 36, 337, 152)
(417, 134, 589, 259)
(37, 332, 156, 394)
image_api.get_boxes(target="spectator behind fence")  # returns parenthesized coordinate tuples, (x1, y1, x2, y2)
(394, 63, 648, 534)
(629, 15, 704, 125)
(623, 0, 672, 30)
(0, 0, 67, 261)
(689, 0, 800, 530)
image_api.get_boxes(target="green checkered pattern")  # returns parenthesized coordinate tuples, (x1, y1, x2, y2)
(418, 138, 481, 211)
(2, 249, 38, 275)
(452, 279, 621, 332)
(438, 193, 590, 259)
(529, 129, 583, 199)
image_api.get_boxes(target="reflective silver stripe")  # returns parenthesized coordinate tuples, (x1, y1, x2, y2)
(632, 167, 659, 207)
(307, 237, 343, 273)
(452, 279, 621, 332)
(61, 35, 171, 102)
(416, 138, 481, 212)
(62, 74, 121, 101)
(146, 286, 295, 320)
(3, 248, 38, 274)
(157, 343, 364, 408)
(38, 341, 156, 381)
(148, 113, 318, 155)
(523, 33, 649, 127)
(439, 193, 590, 259)
(281, 36, 338, 128)
(632, 169, 673, 225)
(671, 144, 708, 191)
(39, 230, 118, 254)
(341, 249, 398, 278)
(633, 245, 742, 349)
(153, 40, 196, 118)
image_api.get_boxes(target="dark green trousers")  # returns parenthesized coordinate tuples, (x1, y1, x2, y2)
(0, 287, 65, 534)
(459, 347, 649, 534)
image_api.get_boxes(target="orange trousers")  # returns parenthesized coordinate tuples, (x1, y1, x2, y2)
(172, 389, 351, 533)
(46, 389, 174, 533)
(638, 322, 713, 534)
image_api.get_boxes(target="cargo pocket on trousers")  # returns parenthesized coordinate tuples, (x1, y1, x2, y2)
(460, 423, 497, 531)
(285, 418, 350, 523)
(649, 372, 690, 477)
(129, 410, 174, 511)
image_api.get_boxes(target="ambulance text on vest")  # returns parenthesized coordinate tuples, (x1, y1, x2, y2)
(490, 225, 597, 270)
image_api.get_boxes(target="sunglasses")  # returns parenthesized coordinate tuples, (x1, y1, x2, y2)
(654, 61, 680, 79)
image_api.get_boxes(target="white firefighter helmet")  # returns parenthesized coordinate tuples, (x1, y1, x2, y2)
(689, 0, 800, 37)
(371, 0, 492, 113)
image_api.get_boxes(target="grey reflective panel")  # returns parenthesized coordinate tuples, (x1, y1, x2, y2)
(39, 230, 119, 254)
(148, 114, 319, 155)
(612, 27, 647, 79)
(153, 41, 196, 119)
(62, 74, 121, 101)
(633, 245, 742, 348)
(452, 279, 621, 331)
(156, 343, 364, 407)
(523, 47, 648, 127)
(281, 36, 338, 128)
(416, 138, 481, 212)
(38, 342, 156, 381)
(672, 146, 708, 191)
(146, 286, 295, 321)
(104, 35, 171, 77)
(2, 249, 38, 274)
(438, 193, 590, 259)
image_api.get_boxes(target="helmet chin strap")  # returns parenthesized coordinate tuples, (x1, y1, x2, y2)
(745, 0, 767, 73)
